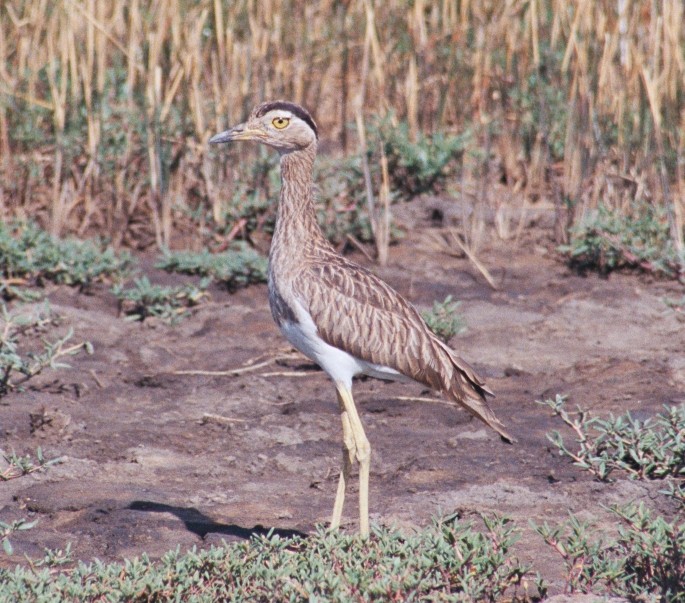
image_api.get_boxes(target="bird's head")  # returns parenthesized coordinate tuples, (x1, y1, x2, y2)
(209, 100, 318, 154)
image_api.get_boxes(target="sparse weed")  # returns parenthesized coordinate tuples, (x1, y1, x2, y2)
(0, 222, 133, 296)
(33, 543, 73, 568)
(0, 518, 38, 556)
(0, 303, 92, 397)
(540, 395, 685, 482)
(156, 245, 267, 291)
(112, 277, 209, 323)
(534, 515, 617, 595)
(535, 503, 685, 601)
(662, 482, 685, 507)
(422, 295, 467, 342)
(1, 447, 62, 481)
(0, 514, 538, 601)
(560, 202, 685, 280)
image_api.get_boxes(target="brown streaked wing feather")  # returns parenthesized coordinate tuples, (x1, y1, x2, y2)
(296, 254, 514, 442)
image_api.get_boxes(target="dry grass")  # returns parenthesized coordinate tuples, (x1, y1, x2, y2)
(0, 0, 683, 251)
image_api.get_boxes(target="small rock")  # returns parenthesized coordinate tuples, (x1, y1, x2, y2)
(447, 430, 489, 445)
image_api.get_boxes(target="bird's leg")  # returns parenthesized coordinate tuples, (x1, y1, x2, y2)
(335, 383, 371, 537)
(330, 408, 354, 530)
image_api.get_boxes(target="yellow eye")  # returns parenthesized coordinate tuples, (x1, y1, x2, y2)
(272, 117, 290, 129)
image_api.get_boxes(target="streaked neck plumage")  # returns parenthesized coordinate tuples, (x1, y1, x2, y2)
(267, 140, 326, 327)
(272, 142, 326, 250)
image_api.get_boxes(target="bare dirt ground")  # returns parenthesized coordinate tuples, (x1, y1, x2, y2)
(1, 200, 683, 595)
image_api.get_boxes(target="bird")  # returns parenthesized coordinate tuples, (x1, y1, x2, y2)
(209, 100, 513, 538)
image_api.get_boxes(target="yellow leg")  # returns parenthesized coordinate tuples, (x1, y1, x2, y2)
(332, 383, 371, 538)
(330, 410, 353, 530)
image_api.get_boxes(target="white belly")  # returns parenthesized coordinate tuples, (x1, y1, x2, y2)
(279, 297, 406, 389)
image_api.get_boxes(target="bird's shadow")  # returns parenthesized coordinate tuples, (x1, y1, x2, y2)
(128, 500, 306, 541)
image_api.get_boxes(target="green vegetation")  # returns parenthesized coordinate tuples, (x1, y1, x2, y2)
(315, 156, 377, 245)
(156, 245, 268, 291)
(0, 223, 272, 328)
(0, 222, 132, 297)
(1, 447, 61, 482)
(0, 303, 91, 397)
(376, 119, 469, 200)
(204, 153, 382, 247)
(559, 202, 685, 280)
(535, 504, 685, 601)
(0, 448, 60, 555)
(112, 277, 209, 324)
(0, 515, 535, 602)
(208, 153, 279, 237)
(510, 67, 569, 162)
(537, 397, 685, 599)
(540, 395, 685, 482)
(422, 295, 467, 343)
(1, 518, 38, 557)
(664, 482, 685, 507)
(116, 245, 273, 323)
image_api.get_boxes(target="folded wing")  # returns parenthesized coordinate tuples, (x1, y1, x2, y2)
(297, 254, 514, 443)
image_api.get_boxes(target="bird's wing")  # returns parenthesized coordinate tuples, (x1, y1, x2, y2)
(296, 255, 513, 442)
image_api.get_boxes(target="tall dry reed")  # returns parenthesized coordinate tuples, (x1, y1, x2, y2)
(0, 0, 682, 251)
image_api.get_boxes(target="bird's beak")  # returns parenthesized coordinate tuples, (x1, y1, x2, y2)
(209, 122, 262, 145)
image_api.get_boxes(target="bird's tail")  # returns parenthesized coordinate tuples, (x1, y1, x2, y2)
(439, 342, 516, 444)
(451, 388, 515, 444)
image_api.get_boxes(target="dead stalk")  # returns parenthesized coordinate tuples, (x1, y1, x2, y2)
(0, 0, 682, 250)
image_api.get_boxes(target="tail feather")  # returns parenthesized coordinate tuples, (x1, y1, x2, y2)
(438, 341, 515, 444)
(449, 387, 515, 443)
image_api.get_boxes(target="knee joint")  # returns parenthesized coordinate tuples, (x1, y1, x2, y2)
(356, 438, 371, 464)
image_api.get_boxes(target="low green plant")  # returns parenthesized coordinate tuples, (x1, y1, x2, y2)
(315, 154, 376, 244)
(540, 395, 685, 482)
(112, 277, 209, 323)
(1, 447, 62, 481)
(510, 63, 569, 162)
(31, 543, 73, 568)
(534, 514, 617, 595)
(0, 303, 92, 396)
(663, 481, 685, 507)
(0, 514, 539, 601)
(1, 518, 39, 556)
(375, 118, 470, 199)
(422, 295, 467, 342)
(559, 202, 685, 280)
(535, 503, 685, 601)
(0, 222, 133, 295)
(156, 245, 267, 291)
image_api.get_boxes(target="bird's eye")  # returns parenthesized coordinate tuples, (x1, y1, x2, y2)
(272, 117, 290, 129)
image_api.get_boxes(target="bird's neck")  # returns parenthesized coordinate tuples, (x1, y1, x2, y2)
(274, 144, 323, 242)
